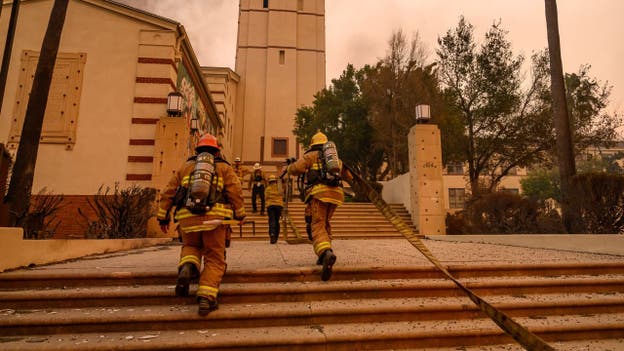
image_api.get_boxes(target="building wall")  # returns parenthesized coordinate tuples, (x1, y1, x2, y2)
(0, 0, 218, 237)
(202, 67, 240, 162)
(0, 0, 164, 194)
(235, 0, 325, 165)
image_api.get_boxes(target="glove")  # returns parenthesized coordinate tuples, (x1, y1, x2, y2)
(158, 219, 170, 234)
(234, 215, 246, 226)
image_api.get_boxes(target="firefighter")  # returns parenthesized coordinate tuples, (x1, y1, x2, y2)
(233, 157, 248, 182)
(249, 163, 266, 215)
(265, 174, 283, 244)
(157, 133, 246, 316)
(287, 131, 352, 281)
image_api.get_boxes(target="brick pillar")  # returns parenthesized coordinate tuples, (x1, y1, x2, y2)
(127, 30, 179, 184)
(408, 124, 446, 235)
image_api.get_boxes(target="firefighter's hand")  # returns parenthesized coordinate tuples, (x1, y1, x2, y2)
(234, 216, 246, 226)
(158, 219, 169, 233)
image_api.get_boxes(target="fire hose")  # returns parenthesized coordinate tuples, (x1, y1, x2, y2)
(280, 172, 308, 244)
(342, 163, 554, 351)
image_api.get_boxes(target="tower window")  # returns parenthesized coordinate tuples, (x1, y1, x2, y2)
(263, 0, 268, 8)
(279, 50, 285, 65)
(272, 137, 288, 157)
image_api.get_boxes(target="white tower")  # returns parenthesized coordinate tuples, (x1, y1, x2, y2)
(234, 0, 326, 165)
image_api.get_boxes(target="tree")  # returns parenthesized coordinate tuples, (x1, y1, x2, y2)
(359, 29, 461, 179)
(565, 65, 620, 152)
(4, 0, 70, 227)
(293, 64, 383, 183)
(545, 0, 576, 232)
(521, 167, 561, 203)
(436, 17, 555, 195)
(529, 55, 622, 167)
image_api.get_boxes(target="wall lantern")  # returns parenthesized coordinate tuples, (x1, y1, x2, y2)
(415, 104, 431, 124)
(190, 117, 200, 132)
(167, 91, 183, 117)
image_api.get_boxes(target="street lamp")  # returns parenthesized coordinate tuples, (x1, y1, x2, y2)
(167, 91, 183, 117)
(415, 104, 431, 124)
(190, 117, 200, 132)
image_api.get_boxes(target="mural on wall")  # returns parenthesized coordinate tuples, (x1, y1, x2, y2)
(176, 63, 213, 152)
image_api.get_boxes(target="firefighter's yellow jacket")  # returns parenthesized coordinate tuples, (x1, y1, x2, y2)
(286, 147, 352, 206)
(265, 181, 283, 208)
(233, 162, 248, 180)
(157, 156, 246, 233)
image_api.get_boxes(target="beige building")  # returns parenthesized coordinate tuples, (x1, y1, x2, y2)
(234, 0, 326, 167)
(0, 0, 220, 235)
(443, 162, 526, 212)
(201, 66, 240, 162)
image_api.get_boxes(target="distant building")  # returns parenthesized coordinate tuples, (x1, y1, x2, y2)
(442, 162, 526, 212)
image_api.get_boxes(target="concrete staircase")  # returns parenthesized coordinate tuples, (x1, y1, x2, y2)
(237, 193, 414, 240)
(1, 262, 624, 350)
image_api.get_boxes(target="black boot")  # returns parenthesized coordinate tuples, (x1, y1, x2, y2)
(175, 263, 198, 297)
(270, 235, 277, 244)
(198, 296, 218, 316)
(320, 249, 336, 281)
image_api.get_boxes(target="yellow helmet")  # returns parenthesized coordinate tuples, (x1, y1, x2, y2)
(310, 131, 328, 147)
(268, 175, 277, 182)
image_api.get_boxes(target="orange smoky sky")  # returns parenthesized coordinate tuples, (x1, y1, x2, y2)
(118, 0, 623, 116)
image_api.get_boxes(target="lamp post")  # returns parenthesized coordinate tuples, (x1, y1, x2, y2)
(415, 104, 431, 124)
(190, 117, 200, 133)
(166, 91, 183, 117)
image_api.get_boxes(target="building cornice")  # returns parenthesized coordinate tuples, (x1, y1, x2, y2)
(238, 45, 323, 53)
(240, 8, 324, 17)
(201, 66, 241, 83)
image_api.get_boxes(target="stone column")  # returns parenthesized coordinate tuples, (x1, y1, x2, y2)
(408, 124, 446, 235)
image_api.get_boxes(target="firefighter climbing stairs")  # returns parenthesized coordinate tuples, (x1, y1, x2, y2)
(1, 261, 624, 350)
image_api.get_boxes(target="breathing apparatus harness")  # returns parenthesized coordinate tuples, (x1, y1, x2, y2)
(173, 155, 229, 217)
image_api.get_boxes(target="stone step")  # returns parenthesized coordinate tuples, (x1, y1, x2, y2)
(2, 262, 623, 350)
(233, 201, 416, 239)
(3, 262, 624, 288)
(2, 277, 623, 310)
(1, 316, 622, 350)
(2, 294, 623, 337)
